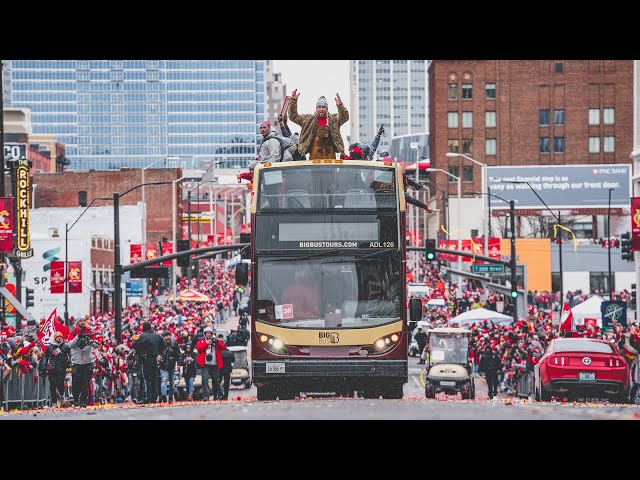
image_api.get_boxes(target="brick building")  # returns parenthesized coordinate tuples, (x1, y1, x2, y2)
(13, 168, 183, 244)
(428, 60, 634, 238)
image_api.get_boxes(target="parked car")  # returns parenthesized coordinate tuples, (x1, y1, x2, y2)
(534, 338, 630, 403)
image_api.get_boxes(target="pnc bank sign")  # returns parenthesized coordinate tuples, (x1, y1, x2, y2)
(14, 159, 33, 258)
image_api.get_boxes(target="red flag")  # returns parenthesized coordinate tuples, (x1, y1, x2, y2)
(37, 308, 69, 352)
(68, 261, 82, 293)
(50, 261, 65, 294)
(145, 244, 159, 262)
(559, 302, 574, 332)
(162, 242, 173, 266)
(461, 239, 473, 263)
(0, 197, 14, 254)
(488, 237, 501, 259)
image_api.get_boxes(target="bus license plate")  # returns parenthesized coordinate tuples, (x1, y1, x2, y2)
(579, 372, 595, 381)
(266, 363, 286, 374)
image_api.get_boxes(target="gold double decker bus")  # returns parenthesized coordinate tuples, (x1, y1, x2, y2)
(244, 159, 408, 400)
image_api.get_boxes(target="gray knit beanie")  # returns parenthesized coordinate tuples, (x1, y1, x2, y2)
(316, 96, 328, 108)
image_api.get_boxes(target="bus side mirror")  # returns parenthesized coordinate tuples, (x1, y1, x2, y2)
(409, 298, 423, 323)
(235, 262, 249, 286)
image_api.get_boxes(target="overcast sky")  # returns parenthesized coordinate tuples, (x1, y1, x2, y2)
(271, 60, 351, 138)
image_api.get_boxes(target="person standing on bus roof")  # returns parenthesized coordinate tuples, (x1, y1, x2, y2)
(249, 121, 293, 170)
(288, 89, 349, 160)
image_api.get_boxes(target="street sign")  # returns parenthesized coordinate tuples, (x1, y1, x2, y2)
(471, 264, 504, 274)
(125, 281, 144, 296)
(129, 266, 169, 279)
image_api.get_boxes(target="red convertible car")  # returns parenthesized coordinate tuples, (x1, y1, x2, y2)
(534, 338, 630, 403)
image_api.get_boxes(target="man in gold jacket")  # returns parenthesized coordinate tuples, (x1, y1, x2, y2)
(288, 89, 349, 160)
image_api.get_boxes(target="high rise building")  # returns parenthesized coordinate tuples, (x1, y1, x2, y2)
(266, 63, 287, 128)
(350, 60, 429, 153)
(7, 60, 268, 170)
(1, 60, 10, 107)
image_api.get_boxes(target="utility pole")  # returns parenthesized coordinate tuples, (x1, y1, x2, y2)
(113, 192, 122, 344)
(509, 200, 517, 319)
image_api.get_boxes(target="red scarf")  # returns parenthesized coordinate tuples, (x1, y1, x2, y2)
(317, 116, 327, 126)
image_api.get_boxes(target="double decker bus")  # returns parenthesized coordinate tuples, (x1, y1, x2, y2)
(242, 159, 408, 400)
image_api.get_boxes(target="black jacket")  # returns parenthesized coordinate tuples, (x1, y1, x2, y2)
(44, 341, 71, 371)
(132, 332, 166, 357)
(159, 339, 181, 370)
(479, 352, 502, 373)
(181, 349, 197, 378)
(221, 349, 235, 374)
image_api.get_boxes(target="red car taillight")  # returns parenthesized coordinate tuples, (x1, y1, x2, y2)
(551, 356, 566, 366)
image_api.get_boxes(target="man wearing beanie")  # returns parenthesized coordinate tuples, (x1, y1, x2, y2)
(288, 89, 349, 160)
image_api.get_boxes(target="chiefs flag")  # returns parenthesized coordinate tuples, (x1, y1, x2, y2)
(37, 308, 69, 352)
(68, 261, 82, 293)
(50, 261, 65, 294)
(162, 242, 173, 266)
(146, 243, 159, 263)
(559, 302, 574, 332)
(488, 237, 501, 259)
(0, 197, 14, 254)
(460, 239, 473, 263)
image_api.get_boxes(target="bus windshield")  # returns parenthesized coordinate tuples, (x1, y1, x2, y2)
(256, 255, 402, 329)
(257, 165, 397, 210)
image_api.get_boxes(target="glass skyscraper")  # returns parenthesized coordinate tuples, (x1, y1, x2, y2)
(350, 60, 429, 153)
(7, 60, 267, 169)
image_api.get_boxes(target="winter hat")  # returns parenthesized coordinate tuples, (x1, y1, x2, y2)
(291, 132, 300, 145)
(316, 96, 328, 108)
(259, 120, 270, 129)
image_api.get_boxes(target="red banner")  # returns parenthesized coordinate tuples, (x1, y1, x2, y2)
(162, 242, 173, 266)
(50, 261, 65, 294)
(446, 239, 459, 262)
(632, 197, 640, 250)
(438, 239, 448, 262)
(130, 244, 142, 264)
(0, 197, 14, 254)
(461, 239, 473, 262)
(488, 237, 501, 259)
(471, 237, 484, 263)
(68, 261, 82, 293)
(5, 283, 16, 314)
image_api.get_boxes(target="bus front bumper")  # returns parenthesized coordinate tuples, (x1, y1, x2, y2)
(253, 359, 407, 385)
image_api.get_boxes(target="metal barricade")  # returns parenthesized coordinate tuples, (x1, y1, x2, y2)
(1, 366, 51, 411)
(517, 371, 535, 398)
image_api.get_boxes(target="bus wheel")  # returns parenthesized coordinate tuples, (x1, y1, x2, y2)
(256, 386, 277, 401)
(425, 382, 435, 399)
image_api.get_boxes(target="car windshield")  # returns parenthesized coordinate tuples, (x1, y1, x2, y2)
(429, 334, 469, 364)
(554, 339, 615, 354)
(256, 255, 402, 329)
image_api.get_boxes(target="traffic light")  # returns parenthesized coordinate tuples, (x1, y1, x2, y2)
(632, 283, 637, 311)
(621, 232, 634, 262)
(177, 239, 190, 267)
(425, 239, 436, 261)
(25, 287, 35, 308)
(510, 284, 518, 299)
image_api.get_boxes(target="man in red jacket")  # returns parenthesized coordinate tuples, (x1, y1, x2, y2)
(196, 327, 226, 400)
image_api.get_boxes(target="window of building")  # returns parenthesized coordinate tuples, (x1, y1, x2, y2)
(590, 272, 613, 294)
(589, 137, 600, 153)
(78, 191, 88, 207)
(448, 112, 459, 128)
(485, 83, 496, 99)
(485, 111, 496, 128)
(554, 137, 565, 153)
(462, 83, 472, 99)
(554, 62, 564, 73)
(485, 138, 496, 155)
(603, 108, 615, 125)
(539, 137, 550, 153)
(448, 139, 459, 153)
(462, 139, 473, 155)
(571, 222, 594, 239)
(449, 166, 460, 182)
(589, 108, 600, 125)
(463, 166, 474, 182)
(554, 109, 565, 125)
(462, 112, 473, 128)
(448, 84, 458, 100)
(539, 109, 550, 126)
(604, 136, 615, 152)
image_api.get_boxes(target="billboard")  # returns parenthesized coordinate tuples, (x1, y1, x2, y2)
(487, 164, 631, 210)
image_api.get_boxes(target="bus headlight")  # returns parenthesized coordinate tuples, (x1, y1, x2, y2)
(258, 333, 289, 355)
(371, 332, 402, 354)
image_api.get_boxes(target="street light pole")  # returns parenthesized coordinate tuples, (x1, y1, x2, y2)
(113, 192, 122, 344)
(187, 189, 192, 284)
(447, 152, 488, 257)
(141, 159, 162, 299)
(509, 200, 517, 319)
(427, 167, 461, 278)
(608, 188, 614, 300)
(172, 175, 186, 302)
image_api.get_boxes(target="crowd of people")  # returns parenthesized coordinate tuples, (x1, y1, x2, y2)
(409, 255, 639, 399)
(0, 258, 249, 409)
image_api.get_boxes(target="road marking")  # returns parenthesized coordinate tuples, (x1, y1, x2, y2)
(419, 367, 427, 387)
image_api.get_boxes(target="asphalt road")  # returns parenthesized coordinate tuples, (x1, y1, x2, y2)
(4, 354, 640, 420)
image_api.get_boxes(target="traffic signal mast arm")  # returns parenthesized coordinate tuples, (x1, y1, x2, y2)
(121, 243, 248, 273)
